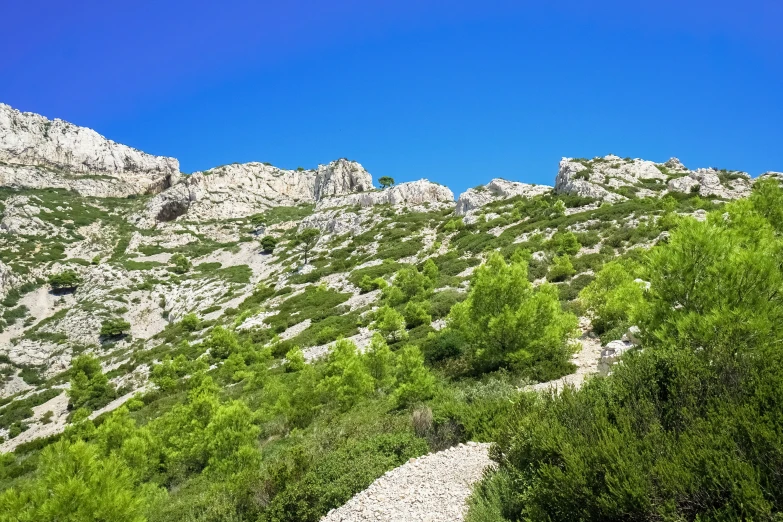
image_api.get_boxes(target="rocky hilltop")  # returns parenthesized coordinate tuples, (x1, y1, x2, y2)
(0, 104, 179, 197)
(555, 154, 754, 202)
(135, 159, 375, 226)
(0, 103, 781, 521)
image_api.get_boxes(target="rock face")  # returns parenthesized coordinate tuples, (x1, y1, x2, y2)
(299, 209, 367, 235)
(315, 179, 454, 210)
(135, 159, 374, 226)
(0, 260, 19, 300)
(0, 103, 179, 197)
(322, 442, 494, 522)
(455, 178, 552, 215)
(555, 155, 753, 202)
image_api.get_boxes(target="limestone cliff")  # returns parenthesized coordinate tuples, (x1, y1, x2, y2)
(0, 103, 179, 197)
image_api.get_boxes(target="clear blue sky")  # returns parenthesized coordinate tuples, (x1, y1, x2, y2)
(2, 0, 781, 195)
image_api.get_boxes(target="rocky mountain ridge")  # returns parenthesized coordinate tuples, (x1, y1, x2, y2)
(0, 103, 179, 198)
(0, 103, 780, 455)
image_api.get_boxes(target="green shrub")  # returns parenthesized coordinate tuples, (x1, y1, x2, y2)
(546, 255, 576, 282)
(170, 253, 192, 274)
(47, 270, 82, 291)
(448, 252, 577, 377)
(180, 313, 201, 332)
(260, 235, 278, 253)
(68, 354, 116, 411)
(100, 318, 131, 338)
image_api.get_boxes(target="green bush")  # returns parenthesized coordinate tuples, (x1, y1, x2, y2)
(260, 235, 278, 253)
(68, 354, 117, 411)
(170, 253, 192, 274)
(472, 184, 783, 521)
(47, 270, 82, 291)
(100, 317, 131, 338)
(546, 255, 576, 282)
(448, 252, 577, 377)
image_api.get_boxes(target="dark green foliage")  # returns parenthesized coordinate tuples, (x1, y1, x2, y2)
(378, 176, 395, 188)
(260, 235, 278, 253)
(429, 289, 466, 319)
(100, 317, 131, 338)
(47, 270, 82, 291)
(18, 367, 43, 386)
(375, 238, 423, 260)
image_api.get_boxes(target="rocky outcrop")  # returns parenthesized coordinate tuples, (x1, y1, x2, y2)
(667, 168, 752, 199)
(134, 159, 373, 226)
(0, 103, 179, 197)
(314, 160, 374, 199)
(299, 209, 368, 235)
(555, 155, 754, 202)
(455, 178, 552, 215)
(0, 260, 19, 300)
(315, 179, 454, 210)
(0, 195, 58, 236)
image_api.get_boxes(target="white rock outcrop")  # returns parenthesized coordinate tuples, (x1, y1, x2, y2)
(299, 209, 367, 235)
(315, 179, 454, 210)
(555, 155, 754, 202)
(0, 103, 179, 197)
(134, 159, 373, 226)
(455, 178, 552, 215)
(667, 168, 752, 199)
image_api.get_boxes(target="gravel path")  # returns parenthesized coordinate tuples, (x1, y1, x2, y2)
(322, 442, 494, 522)
(524, 320, 603, 394)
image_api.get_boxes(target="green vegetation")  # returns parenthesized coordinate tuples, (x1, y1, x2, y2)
(47, 270, 82, 291)
(467, 179, 783, 521)
(445, 252, 577, 379)
(260, 235, 278, 253)
(100, 318, 131, 339)
(68, 355, 117, 411)
(1, 174, 778, 522)
(169, 253, 192, 274)
(296, 228, 320, 265)
(378, 176, 395, 188)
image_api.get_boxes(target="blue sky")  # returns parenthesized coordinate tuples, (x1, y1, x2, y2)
(2, 0, 781, 195)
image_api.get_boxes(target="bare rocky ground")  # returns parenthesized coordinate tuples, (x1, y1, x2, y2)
(321, 442, 494, 522)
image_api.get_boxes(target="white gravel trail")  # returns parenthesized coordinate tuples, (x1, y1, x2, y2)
(322, 441, 494, 522)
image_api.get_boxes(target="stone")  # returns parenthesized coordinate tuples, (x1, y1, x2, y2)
(321, 442, 494, 522)
(455, 178, 552, 215)
(315, 179, 454, 210)
(0, 103, 179, 197)
(600, 339, 633, 364)
(134, 158, 373, 226)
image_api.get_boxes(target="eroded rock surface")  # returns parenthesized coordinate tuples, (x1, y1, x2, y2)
(455, 178, 552, 215)
(0, 103, 179, 197)
(315, 179, 454, 210)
